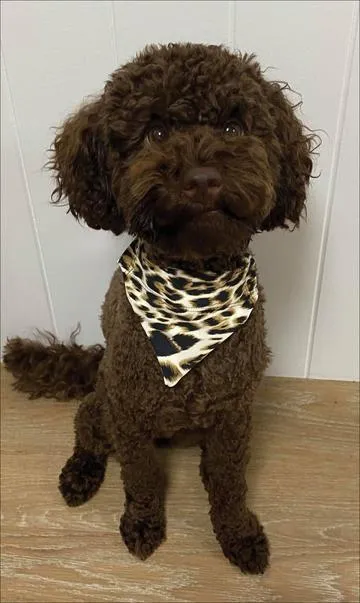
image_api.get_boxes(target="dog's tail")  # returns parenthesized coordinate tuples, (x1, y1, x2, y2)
(3, 326, 104, 401)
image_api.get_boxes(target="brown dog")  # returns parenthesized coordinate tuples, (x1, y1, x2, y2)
(4, 43, 315, 573)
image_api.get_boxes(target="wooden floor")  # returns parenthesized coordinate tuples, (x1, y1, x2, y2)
(1, 369, 359, 603)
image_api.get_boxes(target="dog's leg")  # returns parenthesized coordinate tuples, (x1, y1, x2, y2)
(117, 439, 166, 560)
(59, 393, 111, 506)
(200, 407, 269, 574)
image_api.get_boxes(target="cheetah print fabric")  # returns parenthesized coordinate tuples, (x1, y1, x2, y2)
(118, 239, 258, 387)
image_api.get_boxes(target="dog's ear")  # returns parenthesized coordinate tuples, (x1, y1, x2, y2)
(49, 98, 125, 234)
(260, 82, 315, 231)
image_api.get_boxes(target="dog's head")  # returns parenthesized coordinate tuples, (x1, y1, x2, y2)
(50, 43, 315, 260)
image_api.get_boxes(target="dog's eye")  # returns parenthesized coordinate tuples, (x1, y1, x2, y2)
(223, 122, 243, 137)
(147, 125, 168, 143)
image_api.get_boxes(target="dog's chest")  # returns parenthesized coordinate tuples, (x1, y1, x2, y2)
(111, 281, 265, 433)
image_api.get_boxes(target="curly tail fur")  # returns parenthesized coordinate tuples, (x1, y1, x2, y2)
(3, 327, 104, 400)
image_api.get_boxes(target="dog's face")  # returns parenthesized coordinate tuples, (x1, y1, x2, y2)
(51, 44, 314, 260)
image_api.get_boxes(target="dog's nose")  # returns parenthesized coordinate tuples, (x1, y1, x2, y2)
(183, 167, 222, 200)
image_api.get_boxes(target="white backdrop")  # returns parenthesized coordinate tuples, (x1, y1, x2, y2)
(1, 0, 359, 380)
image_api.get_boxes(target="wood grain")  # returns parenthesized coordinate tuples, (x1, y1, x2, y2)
(1, 368, 359, 602)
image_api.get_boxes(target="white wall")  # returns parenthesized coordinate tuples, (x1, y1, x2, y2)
(1, 0, 359, 380)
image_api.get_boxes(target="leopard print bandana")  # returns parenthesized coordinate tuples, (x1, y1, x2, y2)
(118, 239, 258, 387)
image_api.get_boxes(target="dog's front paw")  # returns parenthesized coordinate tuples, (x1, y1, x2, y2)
(120, 509, 166, 560)
(215, 513, 270, 574)
(59, 452, 107, 506)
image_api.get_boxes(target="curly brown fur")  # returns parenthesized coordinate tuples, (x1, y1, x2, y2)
(48, 44, 317, 250)
(58, 392, 113, 504)
(3, 328, 103, 400)
(5, 43, 318, 573)
(59, 451, 108, 506)
(49, 101, 125, 234)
